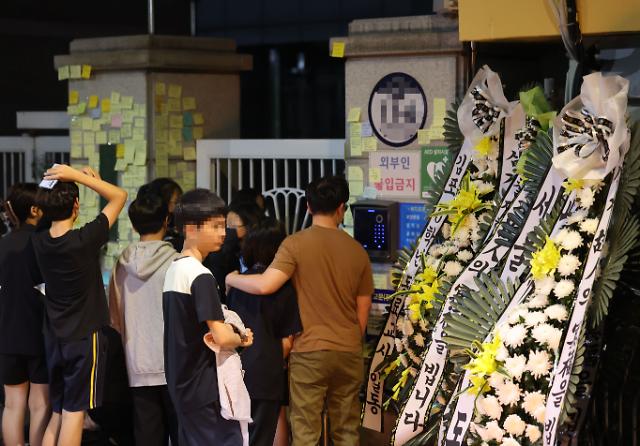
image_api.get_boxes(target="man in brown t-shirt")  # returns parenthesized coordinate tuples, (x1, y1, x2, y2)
(226, 176, 373, 446)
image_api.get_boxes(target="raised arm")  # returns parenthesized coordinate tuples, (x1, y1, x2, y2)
(226, 267, 290, 295)
(206, 320, 254, 349)
(44, 164, 127, 228)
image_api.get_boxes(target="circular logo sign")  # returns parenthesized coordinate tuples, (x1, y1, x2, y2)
(368, 72, 427, 147)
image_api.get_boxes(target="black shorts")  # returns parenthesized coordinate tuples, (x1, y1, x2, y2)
(178, 401, 242, 446)
(45, 327, 108, 413)
(0, 354, 48, 385)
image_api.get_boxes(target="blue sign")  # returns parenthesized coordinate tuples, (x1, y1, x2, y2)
(398, 202, 428, 250)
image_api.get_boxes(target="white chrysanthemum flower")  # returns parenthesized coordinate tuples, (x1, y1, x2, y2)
(478, 395, 502, 420)
(497, 380, 521, 406)
(545, 304, 569, 322)
(527, 350, 552, 378)
(414, 333, 425, 347)
(501, 437, 522, 446)
(400, 354, 409, 368)
(402, 319, 414, 337)
(534, 276, 556, 297)
(457, 249, 474, 262)
(522, 391, 546, 418)
(534, 405, 546, 423)
(524, 311, 547, 327)
(501, 323, 528, 348)
(408, 367, 418, 377)
(567, 208, 588, 225)
(394, 338, 404, 352)
(526, 424, 542, 443)
(555, 229, 583, 251)
(453, 227, 471, 245)
(503, 414, 526, 436)
(496, 344, 509, 362)
(580, 218, 599, 235)
(487, 159, 499, 176)
(444, 261, 463, 277)
(504, 355, 527, 381)
(532, 323, 562, 350)
(554, 279, 575, 299)
(484, 420, 504, 441)
(527, 293, 549, 309)
(488, 372, 506, 390)
(471, 227, 483, 243)
(442, 223, 451, 239)
(578, 186, 595, 209)
(558, 254, 581, 277)
(473, 180, 495, 195)
(507, 308, 528, 325)
(419, 319, 428, 331)
(429, 244, 444, 258)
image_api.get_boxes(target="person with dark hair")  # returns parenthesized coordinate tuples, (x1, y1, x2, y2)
(108, 187, 179, 445)
(226, 219, 301, 446)
(0, 183, 50, 446)
(226, 175, 373, 446)
(32, 165, 127, 446)
(148, 178, 184, 251)
(232, 188, 266, 211)
(162, 188, 254, 445)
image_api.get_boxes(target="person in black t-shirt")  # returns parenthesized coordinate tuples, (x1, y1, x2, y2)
(32, 165, 127, 446)
(226, 218, 302, 446)
(162, 189, 253, 446)
(0, 183, 50, 446)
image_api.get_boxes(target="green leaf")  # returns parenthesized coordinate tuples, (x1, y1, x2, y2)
(443, 97, 464, 154)
(559, 325, 586, 425)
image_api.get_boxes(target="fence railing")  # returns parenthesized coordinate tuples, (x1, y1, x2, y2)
(196, 139, 346, 204)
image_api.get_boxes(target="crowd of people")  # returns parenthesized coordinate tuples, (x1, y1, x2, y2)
(0, 164, 373, 446)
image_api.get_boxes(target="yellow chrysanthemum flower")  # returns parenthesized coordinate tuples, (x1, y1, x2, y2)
(464, 335, 502, 395)
(530, 236, 561, 279)
(475, 136, 494, 158)
(563, 178, 585, 194)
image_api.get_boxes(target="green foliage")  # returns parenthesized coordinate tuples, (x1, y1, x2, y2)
(442, 272, 517, 350)
(443, 97, 464, 154)
(559, 324, 586, 425)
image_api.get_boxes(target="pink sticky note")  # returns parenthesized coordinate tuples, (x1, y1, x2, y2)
(111, 114, 123, 128)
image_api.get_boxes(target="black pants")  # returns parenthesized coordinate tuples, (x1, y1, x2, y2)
(131, 385, 179, 446)
(178, 402, 242, 446)
(250, 399, 281, 446)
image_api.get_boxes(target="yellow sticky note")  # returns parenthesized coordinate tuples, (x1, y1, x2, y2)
(182, 97, 196, 111)
(81, 65, 92, 79)
(369, 167, 382, 183)
(108, 129, 121, 143)
(92, 120, 101, 132)
(363, 137, 378, 152)
(134, 148, 147, 166)
(183, 146, 197, 161)
(82, 117, 93, 131)
(83, 132, 95, 145)
(168, 140, 182, 157)
(169, 115, 183, 129)
(68, 90, 79, 105)
(77, 102, 87, 115)
(116, 143, 125, 158)
(193, 127, 204, 140)
(122, 110, 135, 124)
(349, 180, 364, 196)
(121, 124, 133, 138)
(169, 129, 182, 143)
(347, 107, 361, 123)
(70, 144, 82, 158)
(87, 95, 98, 109)
(193, 112, 204, 125)
(331, 41, 345, 58)
(110, 92, 121, 105)
(428, 127, 445, 141)
(418, 129, 430, 145)
(120, 96, 134, 109)
(67, 105, 78, 115)
(70, 131, 83, 145)
(83, 144, 94, 158)
(114, 159, 128, 171)
(134, 117, 145, 128)
(58, 66, 70, 81)
(348, 166, 363, 182)
(69, 65, 82, 79)
(101, 99, 111, 113)
(155, 82, 166, 95)
(96, 131, 107, 145)
(124, 140, 135, 163)
(168, 84, 182, 99)
(167, 98, 181, 112)
(350, 137, 362, 156)
(132, 128, 145, 141)
(350, 122, 362, 139)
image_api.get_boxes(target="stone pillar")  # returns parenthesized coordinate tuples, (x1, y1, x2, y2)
(54, 35, 251, 267)
(331, 15, 466, 442)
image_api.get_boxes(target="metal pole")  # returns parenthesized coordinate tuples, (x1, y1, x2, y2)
(148, 0, 155, 35)
(190, 0, 197, 36)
